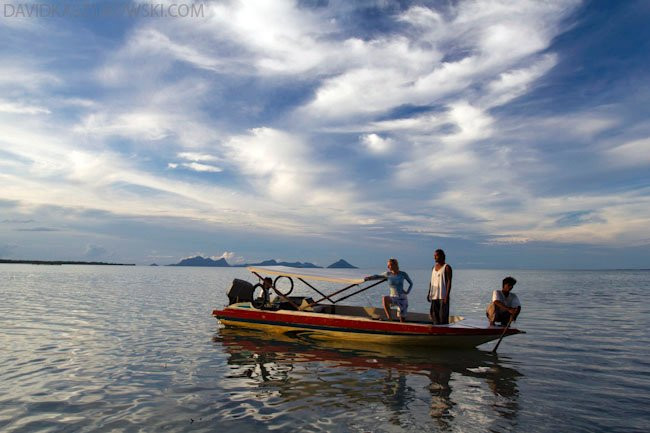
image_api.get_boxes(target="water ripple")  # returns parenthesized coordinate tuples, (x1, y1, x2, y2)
(1, 266, 649, 432)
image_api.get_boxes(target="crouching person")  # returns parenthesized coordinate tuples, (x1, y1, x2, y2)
(486, 276, 521, 327)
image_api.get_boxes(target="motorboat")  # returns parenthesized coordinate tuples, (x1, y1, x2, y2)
(212, 266, 524, 349)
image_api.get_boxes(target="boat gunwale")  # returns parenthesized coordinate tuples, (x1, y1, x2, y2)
(212, 303, 523, 337)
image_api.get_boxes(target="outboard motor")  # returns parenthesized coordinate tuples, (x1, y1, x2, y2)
(227, 279, 255, 305)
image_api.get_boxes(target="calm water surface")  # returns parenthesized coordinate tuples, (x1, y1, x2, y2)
(1, 265, 649, 432)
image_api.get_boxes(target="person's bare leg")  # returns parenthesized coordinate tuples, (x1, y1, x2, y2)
(486, 302, 496, 326)
(382, 296, 392, 321)
(397, 305, 407, 323)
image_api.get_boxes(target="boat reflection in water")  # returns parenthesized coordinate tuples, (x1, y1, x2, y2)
(213, 327, 522, 431)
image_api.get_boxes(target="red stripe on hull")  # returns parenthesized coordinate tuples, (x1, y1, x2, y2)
(212, 307, 520, 337)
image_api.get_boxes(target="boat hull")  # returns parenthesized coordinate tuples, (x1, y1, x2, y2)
(213, 303, 523, 348)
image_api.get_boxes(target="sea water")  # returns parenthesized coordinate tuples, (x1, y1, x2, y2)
(1, 265, 649, 432)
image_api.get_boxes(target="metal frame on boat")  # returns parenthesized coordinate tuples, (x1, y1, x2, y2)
(212, 266, 524, 348)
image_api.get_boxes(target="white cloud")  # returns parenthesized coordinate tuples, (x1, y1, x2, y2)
(8, 0, 649, 256)
(298, 1, 578, 121)
(180, 162, 222, 173)
(444, 101, 494, 144)
(482, 54, 557, 108)
(0, 63, 60, 92)
(222, 127, 351, 208)
(530, 114, 620, 140)
(60, 97, 96, 108)
(361, 133, 393, 154)
(223, 127, 309, 199)
(213, 251, 245, 264)
(606, 137, 650, 167)
(167, 154, 223, 172)
(0, 100, 50, 115)
(96, 28, 226, 85)
(207, 0, 335, 74)
(177, 152, 222, 163)
(0, 107, 375, 237)
(73, 110, 173, 141)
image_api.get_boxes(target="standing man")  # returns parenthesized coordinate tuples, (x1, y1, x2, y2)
(428, 249, 452, 325)
(486, 276, 521, 326)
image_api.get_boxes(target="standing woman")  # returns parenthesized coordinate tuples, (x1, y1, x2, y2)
(365, 258, 413, 322)
(428, 249, 452, 324)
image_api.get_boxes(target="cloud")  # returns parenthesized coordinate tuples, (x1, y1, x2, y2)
(482, 54, 557, 108)
(169, 162, 222, 173)
(177, 152, 222, 163)
(213, 251, 245, 264)
(73, 110, 174, 141)
(84, 244, 108, 259)
(0, 63, 60, 92)
(606, 137, 650, 167)
(298, 1, 577, 121)
(183, 162, 221, 172)
(554, 210, 607, 227)
(222, 127, 347, 206)
(0, 100, 50, 115)
(361, 133, 393, 154)
(205, 0, 337, 75)
(168, 152, 223, 172)
(0, 106, 369, 237)
(4, 0, 649, 265)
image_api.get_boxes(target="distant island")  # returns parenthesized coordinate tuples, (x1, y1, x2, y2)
(168, 256, 230, 267)
(0, 256, 359, 268)
(0, 259, 135, 266)
(233, 259, 321, 268)
(168, 256, 357, 269)
(327, 259, 358, 269)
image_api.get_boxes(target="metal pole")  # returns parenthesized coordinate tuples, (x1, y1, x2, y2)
(298, 278, 335, 304)
(334, 278, 387, 304)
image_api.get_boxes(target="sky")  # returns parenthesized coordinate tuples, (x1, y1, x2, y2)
(1, 0, 649, 269)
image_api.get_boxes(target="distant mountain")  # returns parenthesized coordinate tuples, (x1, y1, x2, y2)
(170, 256, 230, 267)
(233, 259, 322, 268)
(149, 263, 159, 266)
(327, 259, 358, 269)
(240, 259, 279, 267)
(277, 261, 321, 268)
(168, 256, 322, 268)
